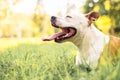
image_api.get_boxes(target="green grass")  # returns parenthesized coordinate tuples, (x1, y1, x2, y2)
(0, 39, 120, 80)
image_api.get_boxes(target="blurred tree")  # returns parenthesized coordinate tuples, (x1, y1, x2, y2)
(84, 0, 120, 34)
(0, 0, 9, 20)
(32, 0, 54, 37)
(0, 0, 13, 37)
(0, 0, 20, 20)
(0, 0, 47, 38)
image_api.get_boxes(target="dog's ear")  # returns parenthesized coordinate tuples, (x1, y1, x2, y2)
(86, 11, 99, 24)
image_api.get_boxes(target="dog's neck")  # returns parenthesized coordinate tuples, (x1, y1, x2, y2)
(70, 25, 110, 67)
(71, 25, 109, 54)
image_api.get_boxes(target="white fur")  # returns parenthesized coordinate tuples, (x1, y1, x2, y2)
(74, 25, 109, 67)
(54, 13, 110, 68)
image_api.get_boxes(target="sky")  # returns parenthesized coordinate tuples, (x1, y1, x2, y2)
(11, 0, 37, 15)
(42, 0, 85, 15)
(11, 0, 85, 15)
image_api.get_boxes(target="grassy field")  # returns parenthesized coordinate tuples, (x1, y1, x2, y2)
(0, 38, 120, 80)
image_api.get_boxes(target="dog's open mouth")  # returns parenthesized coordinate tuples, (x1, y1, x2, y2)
(43, 27, 76, 42)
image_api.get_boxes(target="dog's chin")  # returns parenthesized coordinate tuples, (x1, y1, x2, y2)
(42, 25, 77, 43)
(51, 22, 59, 28)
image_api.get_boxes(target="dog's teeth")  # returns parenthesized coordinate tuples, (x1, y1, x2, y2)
(64, 34, 69, 37)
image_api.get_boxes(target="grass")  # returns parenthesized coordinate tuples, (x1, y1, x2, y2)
(0, 38, 120, 80)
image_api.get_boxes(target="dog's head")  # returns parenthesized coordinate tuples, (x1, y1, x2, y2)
(43, 11, 99, 43)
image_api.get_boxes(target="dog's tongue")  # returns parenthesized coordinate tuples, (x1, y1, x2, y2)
(42, 32, 65, 41)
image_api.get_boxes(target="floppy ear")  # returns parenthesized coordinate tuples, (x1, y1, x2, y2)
(86, 11, 99, 24)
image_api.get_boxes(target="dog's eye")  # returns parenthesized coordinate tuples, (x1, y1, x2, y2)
(66, 16, 72, 18)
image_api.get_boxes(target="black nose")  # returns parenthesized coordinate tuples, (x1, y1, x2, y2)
(51, 16, 56, 20)
(51, 16, 56, 22)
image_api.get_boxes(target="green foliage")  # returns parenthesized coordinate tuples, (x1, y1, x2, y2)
(84, 0, 120, 34)
(32, 13, 54, 37)
(0, 41, 120, 80)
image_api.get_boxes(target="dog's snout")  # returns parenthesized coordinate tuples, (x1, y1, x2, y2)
(51, 16, 56, 22)
(51, 16, 59, 28)
(51, 16, 56, 20)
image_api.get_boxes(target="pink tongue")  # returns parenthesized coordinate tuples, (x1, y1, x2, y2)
(42, 32, 65, 41)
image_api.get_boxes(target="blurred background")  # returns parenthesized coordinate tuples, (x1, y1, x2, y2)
(0, 0, 120, 38)
(0, 1, 120, 79)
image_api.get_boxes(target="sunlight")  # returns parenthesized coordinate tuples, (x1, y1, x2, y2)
(11, 0, 37, 15)
(11, 0, 85, 15)
(43, 0, 67, 15)
(43, 0, 85, 15)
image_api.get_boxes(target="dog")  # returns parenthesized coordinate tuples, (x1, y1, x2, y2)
(43, 11, 120, 68)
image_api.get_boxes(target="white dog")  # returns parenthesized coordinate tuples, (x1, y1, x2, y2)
(43, 11, 120, 68)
